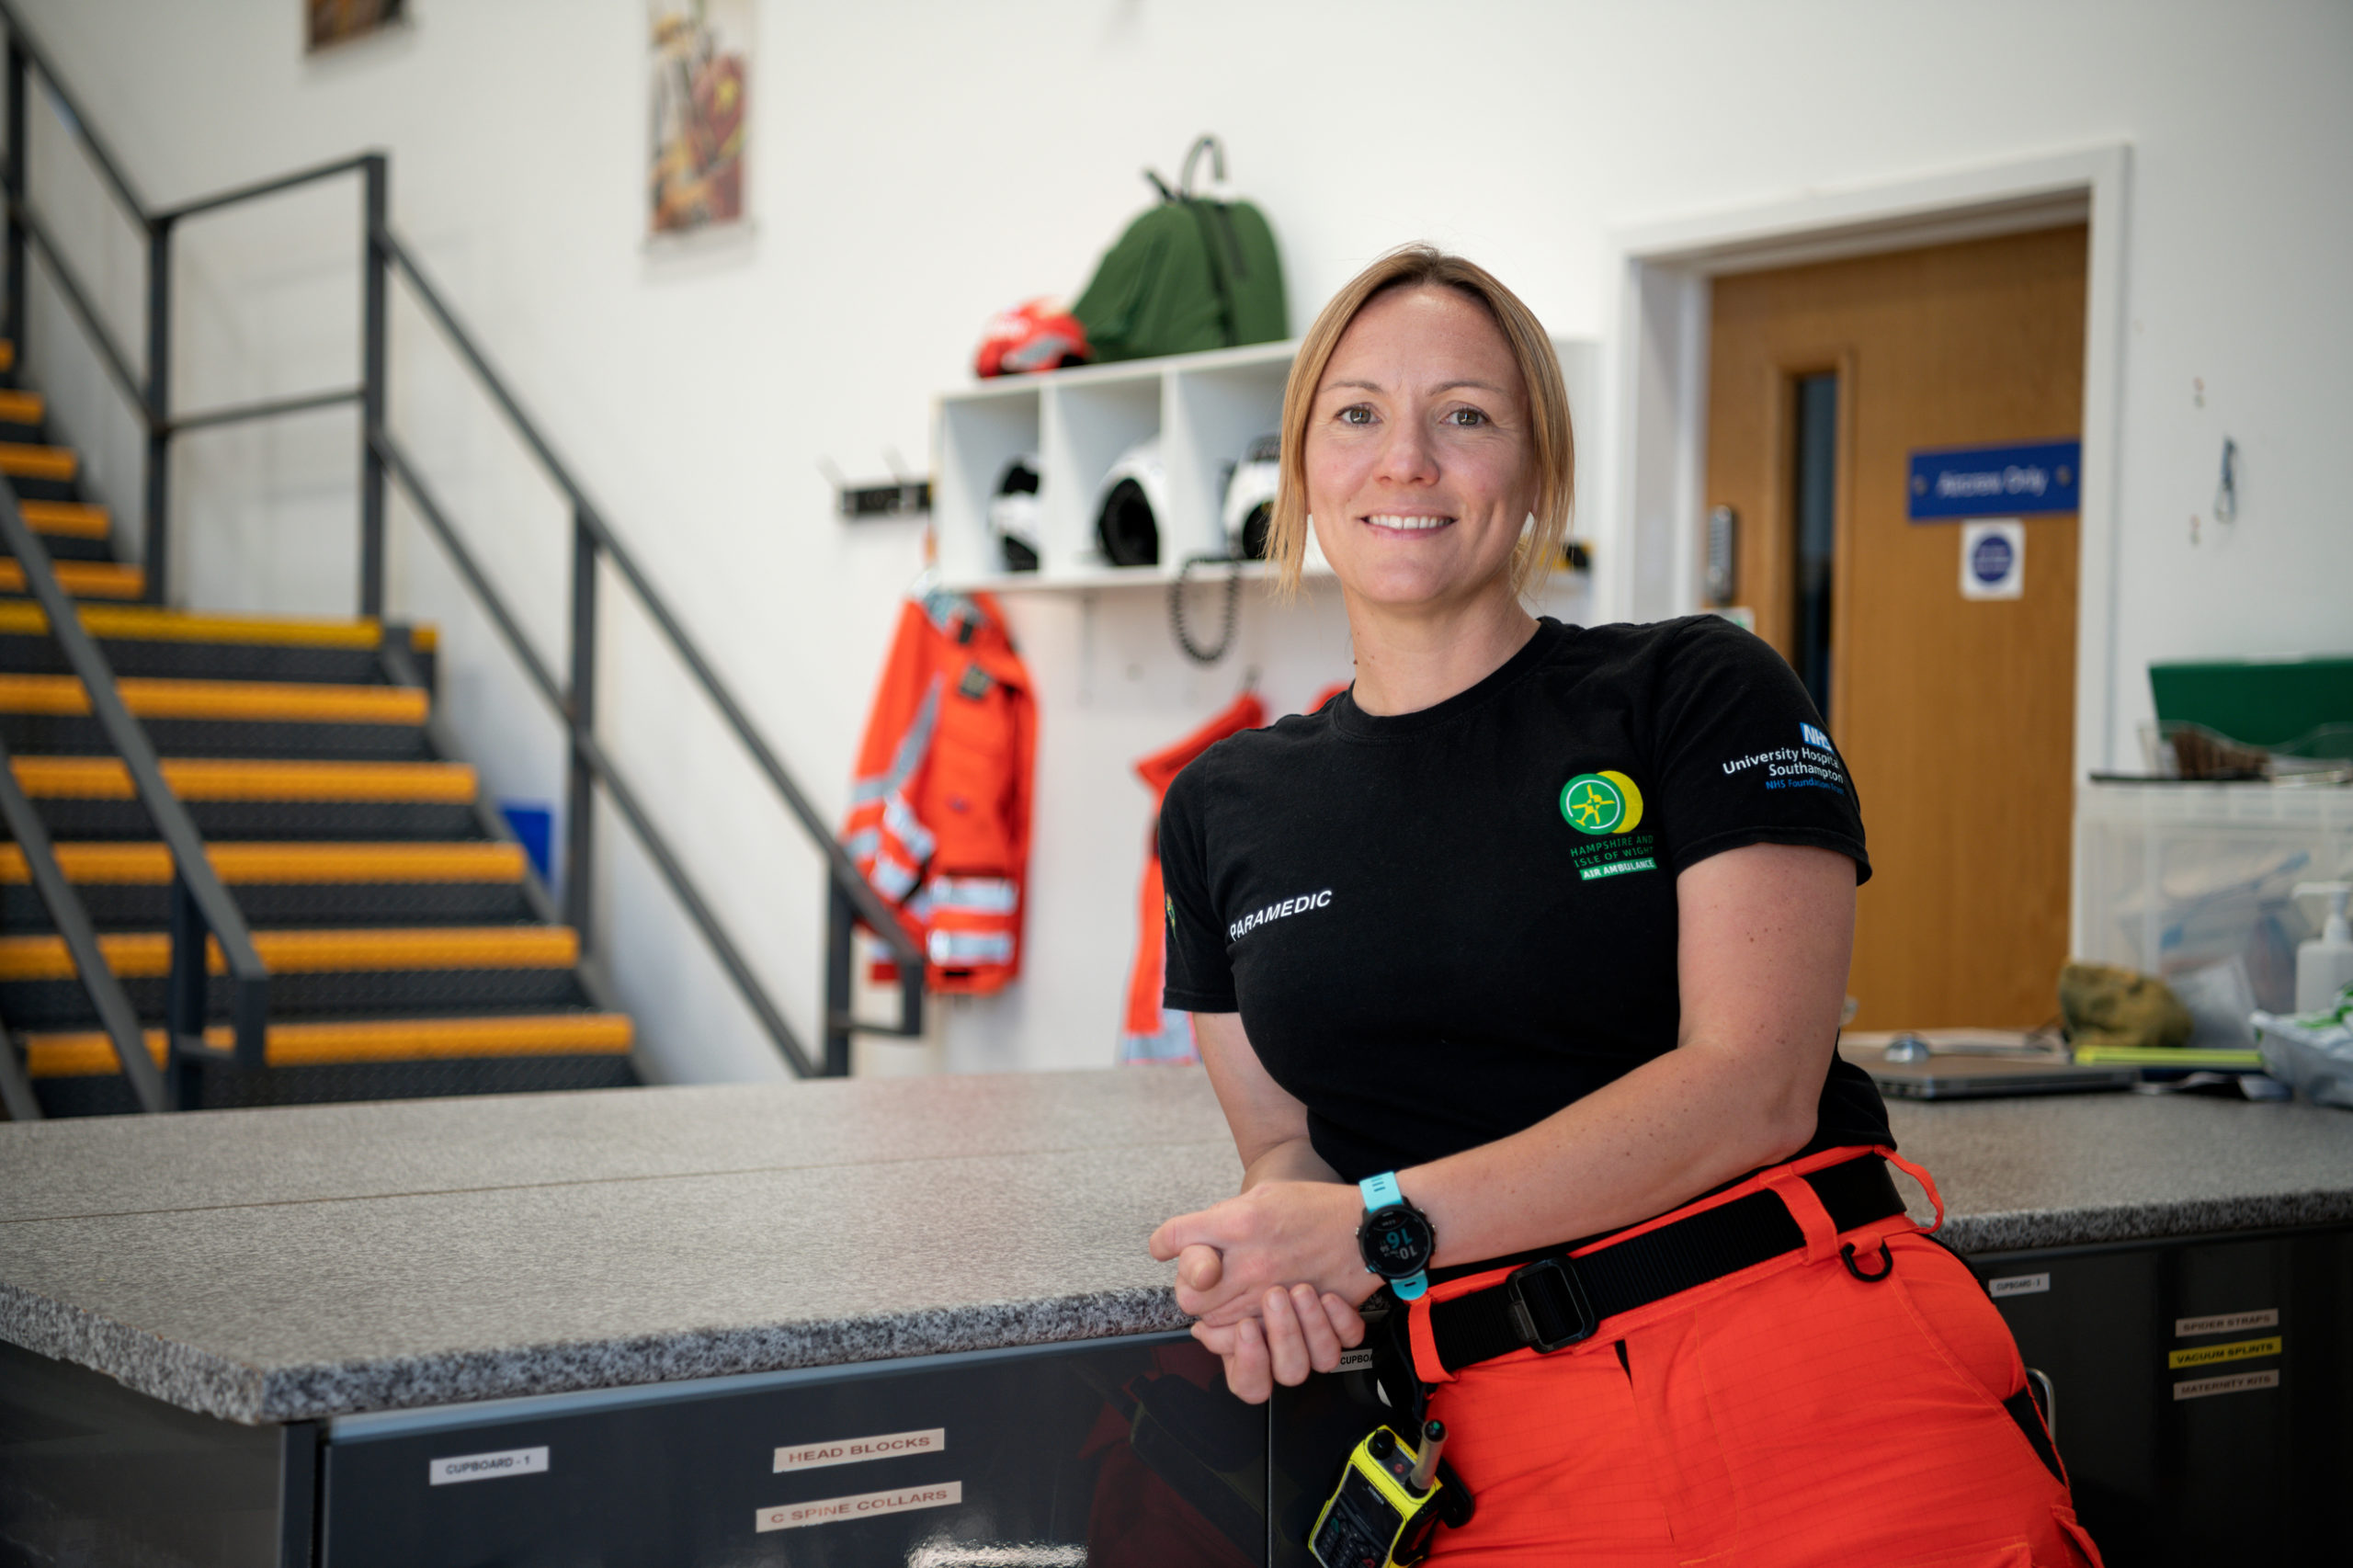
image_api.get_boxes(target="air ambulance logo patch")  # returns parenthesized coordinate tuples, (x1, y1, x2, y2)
(1561, 768, 1658, 882)
(1560, 771, 1644, 835)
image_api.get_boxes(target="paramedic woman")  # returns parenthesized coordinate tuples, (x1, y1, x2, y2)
(1146, 247, 2099, 1566)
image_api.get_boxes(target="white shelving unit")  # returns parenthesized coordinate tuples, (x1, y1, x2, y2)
(933, 335, 1598, 594)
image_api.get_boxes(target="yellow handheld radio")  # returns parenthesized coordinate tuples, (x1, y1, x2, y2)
(1309, 1419, 1449, 1568)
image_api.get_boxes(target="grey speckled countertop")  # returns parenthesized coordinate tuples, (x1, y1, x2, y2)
(4, 1070, 2350, 1426)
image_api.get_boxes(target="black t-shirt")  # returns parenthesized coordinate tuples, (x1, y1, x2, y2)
(1159, 614, 1890, 1185)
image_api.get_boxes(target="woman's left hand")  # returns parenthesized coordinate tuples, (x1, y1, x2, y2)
(1189, 1284, 1369, 1403)
(1149, 1179, 1376, 1325)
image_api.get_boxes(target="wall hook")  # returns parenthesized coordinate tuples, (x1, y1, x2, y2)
(2214, 437, 2239, 524)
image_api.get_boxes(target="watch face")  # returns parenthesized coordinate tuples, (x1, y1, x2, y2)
(1360, 1203, 1434, 1278)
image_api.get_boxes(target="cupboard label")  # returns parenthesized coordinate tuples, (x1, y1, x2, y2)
(427, 1446, 550, 1485)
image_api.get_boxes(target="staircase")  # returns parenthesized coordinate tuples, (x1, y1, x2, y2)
(0, 341, 634, 1116)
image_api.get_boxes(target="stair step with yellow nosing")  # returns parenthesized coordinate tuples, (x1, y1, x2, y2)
(22, 1012, 634, 1078)
(15, 500, 109, 539)
(0, 840, 524, 885)
(0, 925, 577, 981)
(6, 756, 484, 842)
(0, 673, 426, 725)
(0, 601, 437, 650)
(0, 388, 41, 426)
(0, 559, 144, 598)
(12, 756, 477, 801)
(0, 842, 532, 930)
(0, 443, 74, 482)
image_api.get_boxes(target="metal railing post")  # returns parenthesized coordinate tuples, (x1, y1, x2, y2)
(3, 40, 24, 348)
(142, 214, 173, 604)
(165, 872, 204, 1109)
(358, 153, 387, 619)
(824, 881, 854, 1076)
(563, 505, 597, 946)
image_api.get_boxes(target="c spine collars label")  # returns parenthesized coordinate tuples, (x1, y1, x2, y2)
(756, 1480, 962, 1532)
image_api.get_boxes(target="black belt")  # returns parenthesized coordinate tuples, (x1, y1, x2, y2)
(1427, 1154, 1907, 1374)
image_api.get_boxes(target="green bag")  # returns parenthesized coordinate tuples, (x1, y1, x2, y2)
(1072, 136, 1287, 363)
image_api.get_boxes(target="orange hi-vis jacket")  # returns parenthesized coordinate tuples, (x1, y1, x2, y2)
(1120, 692, 1267, 1062)
(843, 579, 1036, 994)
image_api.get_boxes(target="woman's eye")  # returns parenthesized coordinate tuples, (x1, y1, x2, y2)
(1337, 404, 1376, 426)
(1444, 407, 1489, 427)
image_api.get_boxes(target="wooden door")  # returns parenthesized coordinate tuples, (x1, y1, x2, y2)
(1705, 226, 2086, 1028)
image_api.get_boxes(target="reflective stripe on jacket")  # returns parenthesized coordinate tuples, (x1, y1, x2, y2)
(843, 580, 1035, 995)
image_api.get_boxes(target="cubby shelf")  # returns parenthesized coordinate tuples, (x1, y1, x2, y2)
(935, 335, 1598, 596)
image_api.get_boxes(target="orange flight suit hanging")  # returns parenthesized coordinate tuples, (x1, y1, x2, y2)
(1119, 692, 1269, 1062)
(842, 578, 1035, 994)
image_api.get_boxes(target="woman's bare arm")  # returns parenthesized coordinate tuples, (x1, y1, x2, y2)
(1153, 841, 1858, 1335)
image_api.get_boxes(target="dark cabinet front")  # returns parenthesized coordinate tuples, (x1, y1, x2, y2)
(1973, 1224, 2353, 1566)
(321, 1334, 1264, 1568)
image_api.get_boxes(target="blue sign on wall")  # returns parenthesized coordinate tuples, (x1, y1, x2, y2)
(1907, 439, 2080, 520)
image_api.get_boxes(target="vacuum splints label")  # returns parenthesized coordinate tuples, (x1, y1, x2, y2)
(756, 1480, 962, 1532)
(2166, 1335, 2281, 1371)
(775, 1427, 947, 1472)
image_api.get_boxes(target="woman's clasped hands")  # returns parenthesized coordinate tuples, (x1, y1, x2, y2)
(1146, 1179, 1378, 1403)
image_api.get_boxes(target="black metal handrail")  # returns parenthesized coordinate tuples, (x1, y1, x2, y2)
(369, 232, 926, 1075)
(0, 2, 924, 1080)
(0, 479, 260, 1111)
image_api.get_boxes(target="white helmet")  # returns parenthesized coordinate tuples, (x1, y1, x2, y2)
(1221, 433, 1280, 559)
(986, 454, 1042, 572)
(1096, 435, 1167, 567)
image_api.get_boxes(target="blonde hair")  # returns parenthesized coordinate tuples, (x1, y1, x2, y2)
(1267, 244, 1574, 597)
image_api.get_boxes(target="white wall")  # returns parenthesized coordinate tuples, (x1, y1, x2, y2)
(9, 0, 2348, 1077)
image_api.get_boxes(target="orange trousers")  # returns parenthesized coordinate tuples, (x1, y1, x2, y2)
(1406, 1150, 2104, 1567)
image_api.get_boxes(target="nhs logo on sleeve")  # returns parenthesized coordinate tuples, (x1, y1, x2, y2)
(1800, 723, 1832, 751)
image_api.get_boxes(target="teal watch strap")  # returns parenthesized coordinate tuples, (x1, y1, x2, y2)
(1358, 1171, 1429, 1301)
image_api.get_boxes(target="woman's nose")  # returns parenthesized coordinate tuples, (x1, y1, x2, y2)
(1374, 417, 1439, 487)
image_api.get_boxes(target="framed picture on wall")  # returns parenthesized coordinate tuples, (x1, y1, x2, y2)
(647, 0, 752, 238)
(306, 0, 407, 53)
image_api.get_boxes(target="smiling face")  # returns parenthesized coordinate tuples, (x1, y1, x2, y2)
(1303, 285, 1538, 614)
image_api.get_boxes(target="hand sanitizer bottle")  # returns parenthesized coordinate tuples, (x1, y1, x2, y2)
(2293, 882, 2353, 1014)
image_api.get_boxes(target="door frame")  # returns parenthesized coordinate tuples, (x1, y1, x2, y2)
(1594, 145, 2131, 790)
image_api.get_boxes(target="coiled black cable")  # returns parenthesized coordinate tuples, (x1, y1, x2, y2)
(1168, 553, 1242, 665)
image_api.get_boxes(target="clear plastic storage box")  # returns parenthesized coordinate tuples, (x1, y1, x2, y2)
(2075, 782, 2353, 1012)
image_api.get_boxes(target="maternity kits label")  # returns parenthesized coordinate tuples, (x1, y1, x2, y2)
(775, 1427, 946, 1472)
(756, 1481, 961, 1532)
(2174, 1369, 2279, 1401)
(427, 1446, 549, 1485)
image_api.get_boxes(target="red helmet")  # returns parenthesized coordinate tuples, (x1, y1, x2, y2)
(974, 299, 1091, 378)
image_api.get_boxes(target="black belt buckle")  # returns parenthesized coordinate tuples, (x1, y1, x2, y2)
(1503, 1256, 1597, 1354)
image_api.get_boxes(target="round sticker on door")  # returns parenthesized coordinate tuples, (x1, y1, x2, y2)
(1959, 519, 2025, 600)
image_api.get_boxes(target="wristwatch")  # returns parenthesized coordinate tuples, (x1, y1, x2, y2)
(1357, 1171, 1436, 1301)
